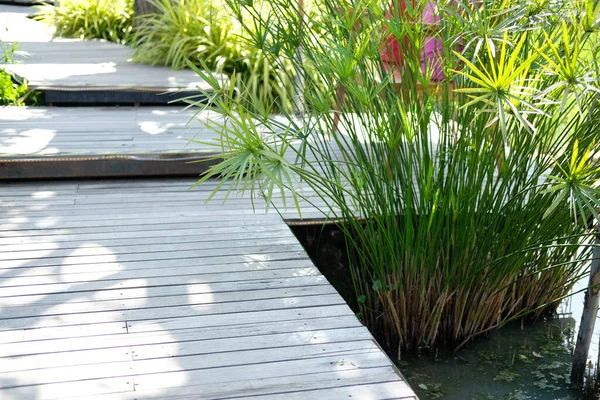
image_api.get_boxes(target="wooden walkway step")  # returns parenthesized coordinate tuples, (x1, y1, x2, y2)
(0, 178, 417, 400)
(0, 4, 54, 43)
(0, 107, 220, 179)
(0, 5, 219, 105)
(1, 40, 217, 105)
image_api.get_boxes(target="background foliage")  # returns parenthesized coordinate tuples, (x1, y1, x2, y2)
(0, 41, 36, 106)
(132, 0, 300, 112)
(36, 0, 134, 44)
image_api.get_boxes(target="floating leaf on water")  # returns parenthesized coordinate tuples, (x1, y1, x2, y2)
(493, 369, 518, 382)
(518, 354, 532, 364)
(418, 383, 428, 390)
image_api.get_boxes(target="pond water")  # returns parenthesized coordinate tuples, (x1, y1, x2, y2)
(401, 317, 578, 399)
(290, 225, 599, 399)
(401, 280, 598, 400)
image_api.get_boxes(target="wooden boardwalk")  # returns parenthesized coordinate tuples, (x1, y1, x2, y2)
(0, 5, 417, 399)
(0, 179, 416, 399)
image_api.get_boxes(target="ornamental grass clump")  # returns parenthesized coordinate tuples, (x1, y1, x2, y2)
(193, 0, 600, 354)
(36, 0, 134, 44)
(132, 0, 298, 112)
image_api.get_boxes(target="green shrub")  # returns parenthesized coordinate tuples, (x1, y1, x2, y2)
(132, 0, 297, 113)
(35, 0, 134, 44)
(194, 0, 600, 352)
(0, 70, 29, 106)
(132, 0, 239, 70)
(0, 42, 36, 106)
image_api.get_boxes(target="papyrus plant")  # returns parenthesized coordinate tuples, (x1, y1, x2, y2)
(192, 0, 600, 354)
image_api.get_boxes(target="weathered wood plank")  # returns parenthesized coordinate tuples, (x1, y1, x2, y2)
(0, 294, 346, 331)
(0, 377, 134, 400)
(0, 320, 128, 344)
(127, 348, 394, 391)
(0, 305, 353, 345)
(0, 225, 291, 247)
(0, 341, 381, 388)
(0, 256, 314, 280)
(0, 275, 329, 308)
(0, 352, 399, 400)
(0, 315, 360, 357)
(77, 367, 404, 400)
(0, 221, 288, 239)
(0, 267, 321, 297)
(0, 228, 292, 250)
(0, 244, 306, 268)
(0, 327, 370, 373)
(1, 286, 337, 319)
(0, 42, 216, 91)
(229, 382, 417, 400)
(0, 236, 301, 260)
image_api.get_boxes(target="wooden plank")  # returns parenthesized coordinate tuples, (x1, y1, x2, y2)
(0, 42, 215, 91)
(0, 351, 395, 400)
(78, 367, 406, 400)
(0, 294, 346, 331)
(0, 194, 324, 213)
(127, 302, 353, 332)
(0, 377, 134, 400)
(0, 208, 324, 230)
(130, 327, 372, 360)
(0, 256, 312, 279)
(0, 314, 360, 357)
(0, 320, 128, 344)
(0, 341, 381, 388)
(0, 267, 321, 298)
(0, 106, 219, 160)
(0, 306, 352, 346)
(0, 305, 353, 345)
(0, 243, 306, 268)
(0, 327, 370, 372)
(0, 203, 316, 220)
(0, 347, 133, 373)
(1, 286, 337, 319)
(0, 236, 301, 261)
(0, 227, 293, 250)
(0, 201, 322, 215)
(0, 205, 326, 226)
(0, 275, 329, 307)
(229, 382, 417, 400)
(0, 221, 289, 240)
(0, 190, 316, 204)
(0, 180, 300, 197)
(128, 348, 392, 390)
(0, 261, 316, 288)
(0, 213, 286, 229)
(0, 195, 327, 213)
